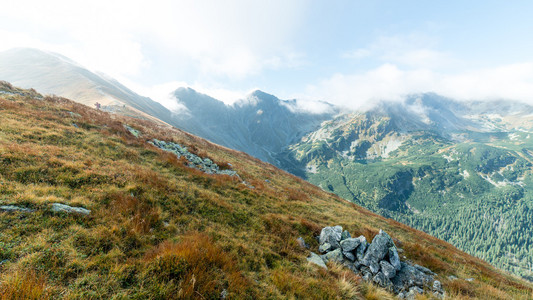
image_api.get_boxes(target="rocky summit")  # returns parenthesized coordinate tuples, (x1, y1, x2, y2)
(309, 226, 445, 298)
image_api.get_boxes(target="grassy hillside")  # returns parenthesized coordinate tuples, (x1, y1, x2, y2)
(0, 81, 532, 299)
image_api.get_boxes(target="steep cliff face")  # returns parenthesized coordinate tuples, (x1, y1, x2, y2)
(170, 88, 336, 165)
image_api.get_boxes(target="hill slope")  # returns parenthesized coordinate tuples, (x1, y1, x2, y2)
(1, 82, 532, 298)
(286, 93, 533, 281)
(0, 48, 174, 125)
(0, 48, 335, 166)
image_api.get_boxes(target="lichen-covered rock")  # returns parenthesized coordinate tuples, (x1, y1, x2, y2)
(321, 248, 343, 264)
(341, 230, 351, 240)
(415, 264, 436, 276)
(51, 203, 91, 215)
(0, 205, 34, 213)
(343, 251, 355, 261)
(380, 260, 396, 279)
(362, 230, 395, 269)
(307, 252, 327, 269)
(315, 226, 439, 297)
(391, 262, 433, 294)
(389, 246, 401, 271)
(319, 226, 342, 250)
(319, 242, 332, 253)
(340, 238, 361, 252)
(432, 280, 442, 291)
(372, 271, 393, 290)
(356, 238, 368, 261)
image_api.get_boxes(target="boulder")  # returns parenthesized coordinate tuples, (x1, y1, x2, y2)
(341, 230, 351, 240)
(405, 286, 424, 300)
(380, 260, 396, 279)
(319, 242, 332, 253)
(372, 271, 393, 290)
(0, 205, 34, 213)
(389, 246, 401, 271)
(391, 262, 433, 294)
(432, 280, 441, 291)
(51, 203, 91, 215)
(362, 230, 395, 268)
(320, 248, 343, 264)
(356, 238, 367, 261)
(319, 226, 342, 250)
(307, 252, 327, 269)
(343, 251, 355, 261)
(415, 264, 436, 276)
(340, 238, 361, 252)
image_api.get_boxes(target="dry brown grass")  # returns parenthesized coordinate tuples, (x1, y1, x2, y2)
(143, 232, 251, 298)
(0, 269, 51, 300)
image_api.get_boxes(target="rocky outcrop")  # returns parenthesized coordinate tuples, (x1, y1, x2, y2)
(150, 139, 237, 176)
(51, 203, 91, 215)
(0, 205, 34, 213)
(307, 226, 445, 298)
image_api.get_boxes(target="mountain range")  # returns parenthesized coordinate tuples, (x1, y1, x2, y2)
(2, 48, 533, 282)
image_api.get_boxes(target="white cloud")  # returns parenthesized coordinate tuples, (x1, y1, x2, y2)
(0, 0, 306, 80)
(344, 33, 454, 69)
(126, 79, 254, 109)
(307, 62, 533, 110)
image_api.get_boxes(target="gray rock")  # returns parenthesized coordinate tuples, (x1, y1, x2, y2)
(356, 238, 367, 261)
(343, 251, 355, 261)
(465, 277, 474, 282)
(414, 264, 436, 276)
(343, 261, 363, 273)
(51, 203, 91, 215)
(448, 275, 458, 280)
(388, 246, 401, 271)
(362, 270, 372, 281)
(362, 230, 395, 269)
(432, 280, 442, 291)
(340, 238, 361, 252)
(380, 260, 396, 279)
(307, 252, 327, 269)
(0, 205, 34, 213)
(368, 261, 380, 274)
(372, 271, 392, 289)
(341, 230, 351, 240)
(433, 291, 445, 299)
(220, 289, 228, 299)
(319, 226, 342, 250)
(406, 286, 424, 300)
(297, 237, 309, 249)
(319, 242, 332, 253)
(391, 262, 433, 294)
(320, 248, 343, 264)
(124, 125, 141, 137)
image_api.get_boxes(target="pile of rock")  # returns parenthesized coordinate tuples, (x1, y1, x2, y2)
(150, 139, 237, 176)
(307, 226, 445, 299)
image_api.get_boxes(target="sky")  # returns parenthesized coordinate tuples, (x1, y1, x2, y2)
(1, 0, 533, 109)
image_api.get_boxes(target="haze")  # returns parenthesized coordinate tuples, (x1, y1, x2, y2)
(1, 0, 533, 109)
